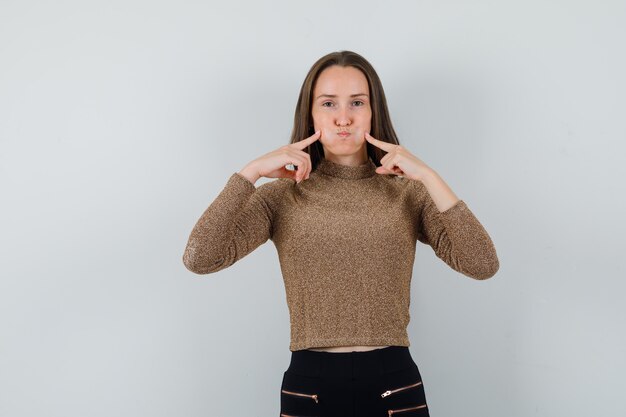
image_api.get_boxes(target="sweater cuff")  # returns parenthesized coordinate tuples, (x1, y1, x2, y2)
(229, 172, 257, 194)
(438, 200, 472, 229)
(440, 199, 467, 216)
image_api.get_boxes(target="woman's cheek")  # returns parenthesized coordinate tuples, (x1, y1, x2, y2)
(319, 127, 335, 143)
(354, 127, 366, 141)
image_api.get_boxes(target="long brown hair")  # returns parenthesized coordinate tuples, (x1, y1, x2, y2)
(289, 50, 400, 170)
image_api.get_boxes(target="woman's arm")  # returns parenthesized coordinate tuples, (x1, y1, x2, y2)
(413, 171, 500, 280)
(362, 132, 499, 279)
(182, 173, 274, 275)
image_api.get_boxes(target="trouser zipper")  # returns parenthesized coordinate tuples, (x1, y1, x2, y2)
(387, 404, 428, 415)
(381, 380, 423, 398)
(382, 381, 427, 415)
(281, 389, 319, 403)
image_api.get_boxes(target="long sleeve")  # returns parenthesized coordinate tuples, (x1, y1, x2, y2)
(182, 172, 274, 275)
(413, 180, 500, 280)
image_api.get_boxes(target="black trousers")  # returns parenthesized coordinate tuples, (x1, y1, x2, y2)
(280, 346, 430, 417)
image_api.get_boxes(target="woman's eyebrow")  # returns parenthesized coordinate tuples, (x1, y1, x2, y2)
(315, 93, 369, 100)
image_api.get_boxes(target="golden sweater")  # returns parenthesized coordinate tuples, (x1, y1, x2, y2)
(182, 157, 499, 351)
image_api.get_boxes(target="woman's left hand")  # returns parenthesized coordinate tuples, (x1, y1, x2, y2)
(364, 132, 433, 181)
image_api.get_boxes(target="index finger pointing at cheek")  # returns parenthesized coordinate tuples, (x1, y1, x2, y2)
(365, 132, 394, 152)
(293, 130, 321, 150)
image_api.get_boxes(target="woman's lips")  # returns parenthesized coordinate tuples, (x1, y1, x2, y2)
(337, 132, 351, 137)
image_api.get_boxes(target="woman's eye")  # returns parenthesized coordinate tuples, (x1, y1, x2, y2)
(321, 100, 365, 107)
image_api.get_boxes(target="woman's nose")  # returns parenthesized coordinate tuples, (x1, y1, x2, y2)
(335, 108, 352, 126)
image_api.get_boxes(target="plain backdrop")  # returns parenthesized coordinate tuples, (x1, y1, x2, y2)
(1, 1, 624, 416)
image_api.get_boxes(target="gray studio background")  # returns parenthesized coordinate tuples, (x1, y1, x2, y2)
(1, 1, 624, 416)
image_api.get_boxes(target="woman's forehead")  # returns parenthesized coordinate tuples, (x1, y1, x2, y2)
(313, 66, 369, 97)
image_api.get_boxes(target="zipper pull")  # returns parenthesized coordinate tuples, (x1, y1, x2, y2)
(381, 390, 392, 398)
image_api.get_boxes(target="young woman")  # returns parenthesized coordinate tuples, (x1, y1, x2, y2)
(183, 50, 499, 417)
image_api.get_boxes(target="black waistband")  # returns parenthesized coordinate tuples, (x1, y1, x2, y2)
(286, 346, 416, 378)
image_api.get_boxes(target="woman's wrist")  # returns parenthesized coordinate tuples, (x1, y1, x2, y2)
(238, 164, 260, 185)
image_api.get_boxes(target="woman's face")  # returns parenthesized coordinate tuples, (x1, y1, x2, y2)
(311, 65, 372, 158)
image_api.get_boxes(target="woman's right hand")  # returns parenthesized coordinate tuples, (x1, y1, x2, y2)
(238, 130, 321, 185)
